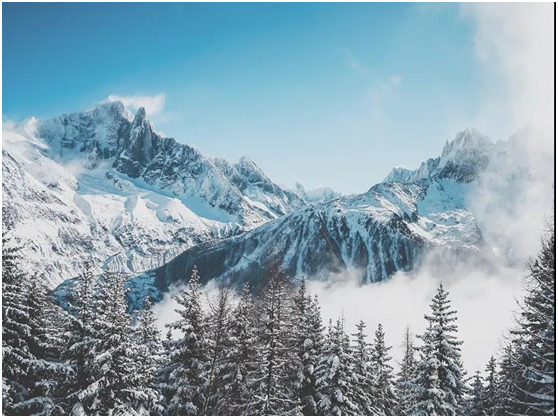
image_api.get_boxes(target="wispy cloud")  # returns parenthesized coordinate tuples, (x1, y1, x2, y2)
(390, 74, 402, 86)
(106, 93, 166, 117)
(458, 3, 554, 260)
(459, 3, 553, 138)
(340, 48, 371, 75)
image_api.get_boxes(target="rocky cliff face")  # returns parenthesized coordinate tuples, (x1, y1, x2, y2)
(2, 100, 306, 285)
(128, 176, 488, 303)
(383, 129, 492, 183)
(126, 127, 545, 304)
(7, 98, 548, 295)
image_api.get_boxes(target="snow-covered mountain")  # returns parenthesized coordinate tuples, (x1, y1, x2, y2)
(292, 182, 343, 204)
(5, 97, 550, 296)
(2, 100, 305, 286)
(126, 127, 550, 303)
(383, 128, 492, 183)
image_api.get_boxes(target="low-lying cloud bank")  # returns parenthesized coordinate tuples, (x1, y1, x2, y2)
(152, 256, 526, 376)
(307, 262, 525, 374)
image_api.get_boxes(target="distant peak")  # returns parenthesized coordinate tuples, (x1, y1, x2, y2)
(134, 106, 147, 120)
(102, 96, 126, 112)
(238, 155, 255, 165)
(441, 128, 492, 158)
(236, 156, 262, 173)
(88, 97, 133, 121)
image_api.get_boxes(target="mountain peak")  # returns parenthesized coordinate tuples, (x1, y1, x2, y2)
(101, 97, 134, 120)
(134, 106, 147, 121)
(383, 128, 493, 184)
(236, 156, 262, 173)
(441, 128, 492, 159)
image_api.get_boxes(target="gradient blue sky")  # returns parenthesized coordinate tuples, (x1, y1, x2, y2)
(4, 3, 497, 193)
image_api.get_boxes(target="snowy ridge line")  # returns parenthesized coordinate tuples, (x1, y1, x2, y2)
(2, 99, 332, 286)
(121, 126, 549, 303)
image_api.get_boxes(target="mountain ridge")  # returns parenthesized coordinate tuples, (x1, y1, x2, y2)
(2, 100, 317, 285)
(122, 127, 543, 304)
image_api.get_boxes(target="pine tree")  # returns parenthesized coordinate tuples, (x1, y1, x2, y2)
(510, 221, 555, 415)
(132, 298, 164, 415)
(351, 319, 377, 415)
(494, 342, 524, 415)
(216, 284, 258, 415)
(158, 328, 176, 413)
(407, 322, 448, 415)
(315, 317, 360, 416)
(248, 267, 298, 415)
(371, 323, 398, 415)
(290, 279, 324, 416)
(77, 271, 139, 415)
(466, 370, 486, 416)
(408, 283, 467, 416)
(165, 266, 209, 415)
(202, 286, 234, 415)
(1, 248, 69, 416)
(62, 262, 99, 414)
(483, 356, 498, 415)
(2, 241, 34, 414)
(396, 326, 417, 415)
(15, 278, 71, 415)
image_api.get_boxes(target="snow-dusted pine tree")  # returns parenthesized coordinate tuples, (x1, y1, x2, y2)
(407, 283, 467, 416)
(248, 267, 298, 415)
(371, 323, 398, 415)
(16, 278, 71, 415)
(315, 317, 360, 416)
(202, 286, 234, 415)
(158, 328, 176, 412)
(61, 261, 99, 415)
(77, 271, 139, 415)
(509, 221, 555, 415)
(483, 355, 498, 415)
(407, 322, 447, 415)
(2, 242, 34, 414)
(351, 319, 377, 415)
(164, 266, 209, 415)
(290, 279, 324, 415)
(396, 326, 417, 415)
(465, 370, 486, 416)
(132, 297, 164, 415)
(215, 284, 258, 415)
(2, 241, 72, 415)
(494, 342, 524, 415)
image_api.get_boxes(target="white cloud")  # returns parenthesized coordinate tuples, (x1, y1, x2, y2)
(458, 3, 554, 262)
(307, 255, 525, 375)
(460, 3, 553, 141)
(390, 74, 402, 86)
(340, 48, 371, 75)
(152, 256, 524, 376)
(106, 93, 166, 117)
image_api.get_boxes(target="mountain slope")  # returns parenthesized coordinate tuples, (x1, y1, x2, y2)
(126, 127, 546, 302)
(2, 100, 305, 285)
(128, 177, 486, 302)
(37, 100, 305, 226)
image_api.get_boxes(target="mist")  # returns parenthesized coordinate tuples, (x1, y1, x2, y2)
(306, 260, 525, 375)
(151, 256, 525, 376)
(460, 3, 554, 266)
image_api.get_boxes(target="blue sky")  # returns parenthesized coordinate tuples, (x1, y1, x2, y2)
(4, 3, 491, 193)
